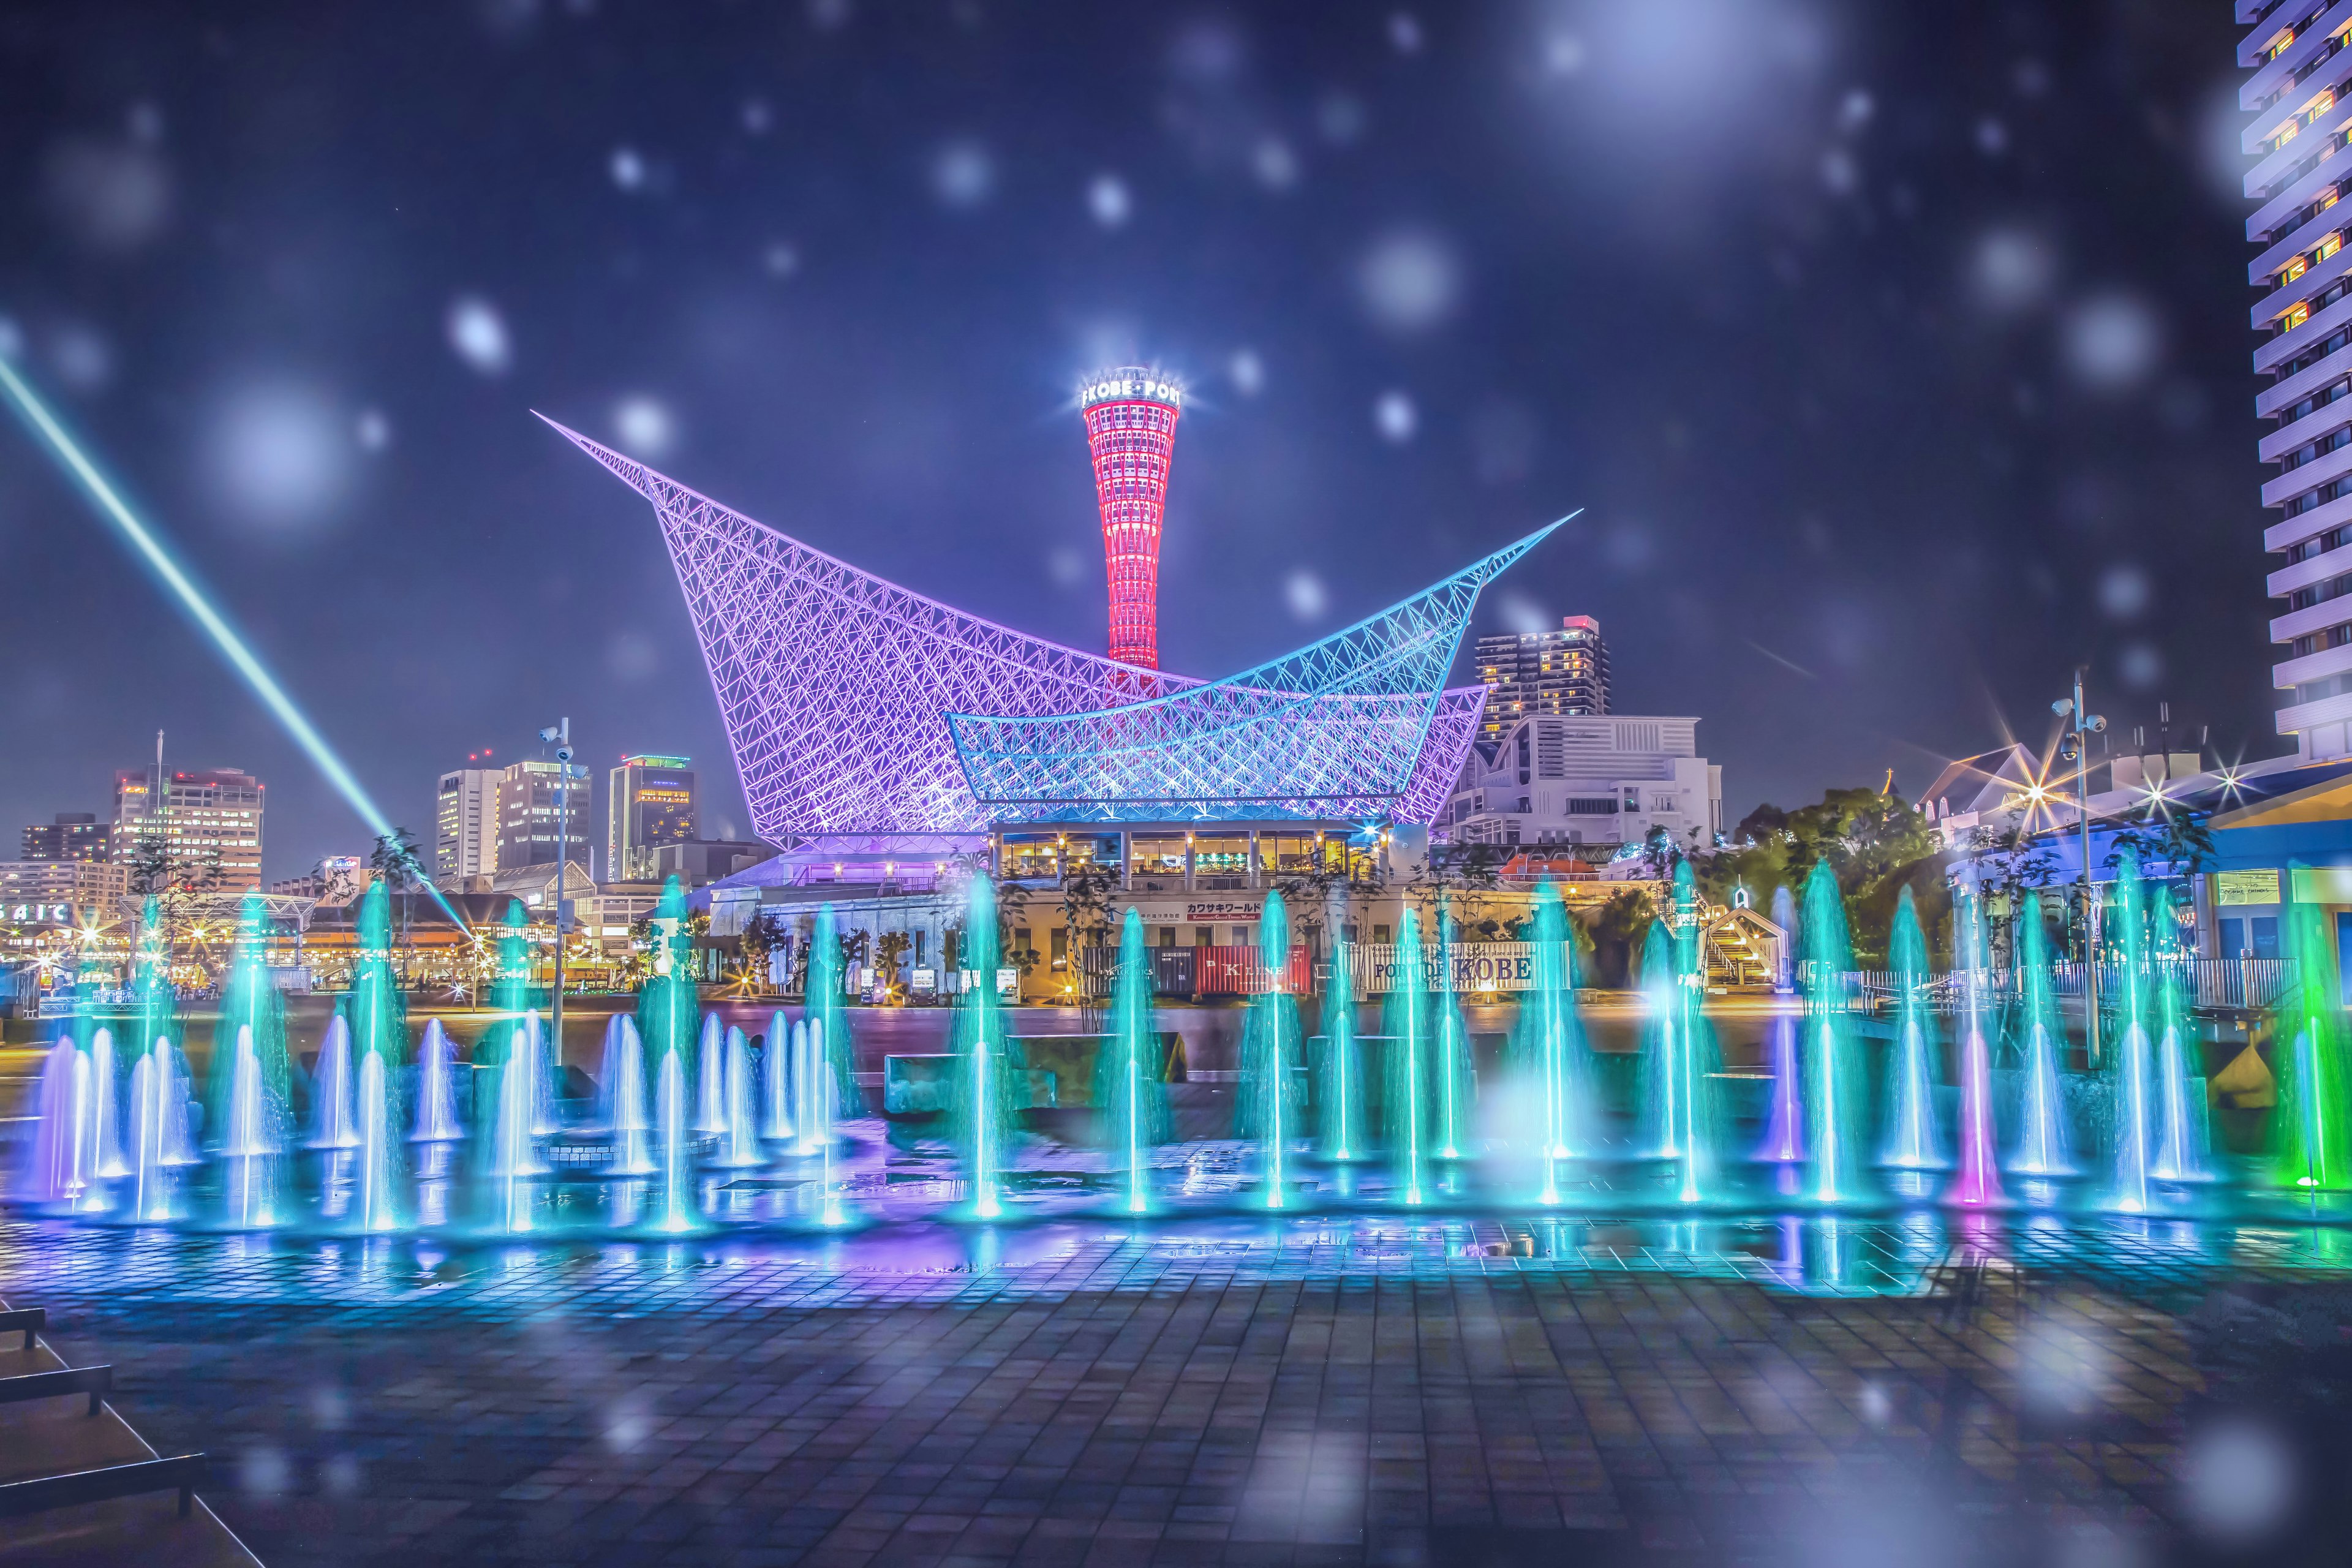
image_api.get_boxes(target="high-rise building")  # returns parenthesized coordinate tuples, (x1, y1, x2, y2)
(1079, 368, 1183, 671)
(112, 766, 265, 889)
(21, 812, 113, 864)
(2243, 7, 2352, 758)
(1472, 615, 1610, 741)
(497, 758, 592, 873)
(435, 768, 499, 882)
(608, 755, 696, 881)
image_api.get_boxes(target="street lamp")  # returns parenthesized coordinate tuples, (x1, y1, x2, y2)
(538, 718, 574, 1067)
(2051, 674, 2107, 1066)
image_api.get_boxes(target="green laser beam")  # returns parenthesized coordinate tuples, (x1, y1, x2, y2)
(0, 354, 469, 933)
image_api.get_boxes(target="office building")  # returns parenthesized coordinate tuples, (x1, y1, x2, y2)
(434, 767, 499, 882)
(646, 837, 767, 888)
(113, 766, 265, 889)
(20, 812, 113, 864)
(2242, 6, 2352, 757)
(497, 758, 592, 873)
(1472, 616, 1609, 741)
(608, 755, 696, 880)
(0, 856, 130, 922)
(1444, 714, 1720, 853)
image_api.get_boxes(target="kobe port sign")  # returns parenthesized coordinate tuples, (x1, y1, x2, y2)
(1347, 941, 1569, 993)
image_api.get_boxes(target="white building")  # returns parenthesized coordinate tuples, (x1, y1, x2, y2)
(2240, 4, 2352, 758)
(1443, 714, 1721, 854)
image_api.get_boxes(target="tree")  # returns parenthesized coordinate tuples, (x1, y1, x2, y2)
(369, 827, 426, 986)
(741, 910, 788, 992)
(873, 930, 913, 998)
(126, 831, 227, 976)
(1578, 887, 1656, 988)
(1699, 785, 1946, 967)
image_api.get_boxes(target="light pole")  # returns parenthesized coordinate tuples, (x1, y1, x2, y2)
(540, 718, 574, 1072)
(2051, 674, 2107, 1066)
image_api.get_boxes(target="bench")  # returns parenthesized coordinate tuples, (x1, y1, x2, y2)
(0, 1453, 208, 1520)
(0, 1307, 43, 1351)
(0, 1363, 111, 1416)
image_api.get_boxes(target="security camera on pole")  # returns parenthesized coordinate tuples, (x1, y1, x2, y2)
(540, 719, 573, 1072)
(2051, 676, 2106, 1067)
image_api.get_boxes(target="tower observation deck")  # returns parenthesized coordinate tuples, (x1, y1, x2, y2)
(1079, 368, 1182, 671)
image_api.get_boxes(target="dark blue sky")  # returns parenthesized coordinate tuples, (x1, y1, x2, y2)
(0, 1, 2266, 876)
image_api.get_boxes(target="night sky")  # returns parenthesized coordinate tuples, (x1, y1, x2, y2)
(0, 2, 2269, 879)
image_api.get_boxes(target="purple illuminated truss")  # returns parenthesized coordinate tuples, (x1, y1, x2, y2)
(545, 417, 1544, 835)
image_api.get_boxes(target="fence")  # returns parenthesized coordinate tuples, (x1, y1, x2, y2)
(1842, 957, 2295, 1014)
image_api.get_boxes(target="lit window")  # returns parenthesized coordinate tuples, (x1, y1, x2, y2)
(2288, 303, 2314, 332)
(2321, 235, 2342, 265)
(2286, 257, 2310, 284)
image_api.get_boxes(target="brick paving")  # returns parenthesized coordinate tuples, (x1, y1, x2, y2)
(1, 1214, 2340, 1566)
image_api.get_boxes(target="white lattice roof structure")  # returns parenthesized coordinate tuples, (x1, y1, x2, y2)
(544, 416, 1553, 835)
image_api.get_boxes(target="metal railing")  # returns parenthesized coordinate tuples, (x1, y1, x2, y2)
(1841, 957, 2296, 1014)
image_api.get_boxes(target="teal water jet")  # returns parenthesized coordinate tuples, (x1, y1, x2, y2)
(1097, 907, 1169, 1213)
(1798, 861, 1868, 1204)
(715, 1025, 763, 1167)
(951, 875, 1018, 1218)
(2274, 872, 2352, 1191)
(1508, 881, 1584, 1201)
(345, 883, 409, 1231)
(1318, 922, 1366, 1161)
(1382, 908, 1433, 1204)
(2105, 854, 2156, 1213)
(806, 903, 863, 1118)
(1430, 898, 1475, 1161)
(634, 878, 703, 1231)
(211, 892, 289, 1227)
(1945, 890, 2004, 1208)
(1664, 863, 1719, 1203)
(1880, 886, 1945, 1170)
(2149, 884, 2209, 1183)
(2007, 891, 2074, 1175)
(1239, 892, 1303, 1209)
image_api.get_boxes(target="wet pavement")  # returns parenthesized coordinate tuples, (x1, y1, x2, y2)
(9, 1196, 2352, 1566)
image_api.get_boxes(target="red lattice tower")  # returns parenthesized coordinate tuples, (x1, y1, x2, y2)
(1079, 368, 1183, 671)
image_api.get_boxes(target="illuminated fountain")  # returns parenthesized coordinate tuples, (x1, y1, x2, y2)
(952, 875, 1016, 1219)
(2275, 881, 2351, 1191)
(1098, 907, 1168, 1213)
(2105, 855, 2157, 1213)
(1879, 887, 1945, 1172)
(125, 899, 195, 1221)
(211, 891, 290, 1227)
(693, 1014, 727, 1137)
(1512, 881, 1584, 1202)
(2149, 883, 2210, 1183)
(760, 1006, 793, 1142)
(1238, 891, 1303, 1209)
(2007, 890, 2075, 1176)
(345, 883, 408, 1231)
(635, 877, 703, 1231)
(1382, 908, 1433, 1204)
(308, 1015, 359, 1151)
(1430, 899, 1475, 1163)
(1945, 889, 2004, 1208)
(598, 1014, 654, 1175)
(1318, 922, 1366, 1162)
(715, 1025, 764, 1169)
(1656, 865, 1731, 1213)
(807, 903, 862, 1118)
(1799, 861, 1868, 1205)
(477, 902, 549, 1232)
(412, 1020, 465, 1144)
